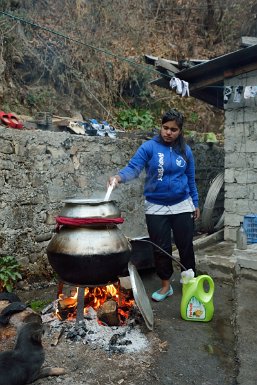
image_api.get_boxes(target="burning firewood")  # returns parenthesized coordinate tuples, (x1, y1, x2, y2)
(58, 297, 77, 309)
(97, 300, 119, 326)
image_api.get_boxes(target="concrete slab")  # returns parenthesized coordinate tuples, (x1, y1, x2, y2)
(234, 244, 257, 270)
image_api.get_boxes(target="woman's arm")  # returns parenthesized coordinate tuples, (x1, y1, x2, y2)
(118, 142, 151, 183)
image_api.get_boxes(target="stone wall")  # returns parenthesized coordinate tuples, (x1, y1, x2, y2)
(224, 70, 257, 241)
(0, 127, 224, 275)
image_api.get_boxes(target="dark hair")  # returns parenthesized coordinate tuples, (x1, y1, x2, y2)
(161, 109, 184, 129)
(161, 109, 187, 160)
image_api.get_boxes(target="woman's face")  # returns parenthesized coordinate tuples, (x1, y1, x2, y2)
(160, 120, 181, 143)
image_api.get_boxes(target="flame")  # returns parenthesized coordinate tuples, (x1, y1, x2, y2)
(56, 283, 134, 324)
(82, 284, 118, 310)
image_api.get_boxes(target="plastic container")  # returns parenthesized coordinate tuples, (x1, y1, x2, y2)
(180, 275, 214, 322)
(243, 214, 257, 244)
(236, 222, 248, 249)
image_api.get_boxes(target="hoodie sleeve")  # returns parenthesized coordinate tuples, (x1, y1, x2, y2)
(185, 146, 199, 208)
(118, 142, 151, 183)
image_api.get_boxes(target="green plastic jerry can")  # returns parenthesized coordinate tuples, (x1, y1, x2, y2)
(180, 275, 214, 322)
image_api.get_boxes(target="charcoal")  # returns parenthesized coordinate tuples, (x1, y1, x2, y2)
(78, 329, 86, 337)
(109, 346, 125, 354)
(109, 332, 126, 346)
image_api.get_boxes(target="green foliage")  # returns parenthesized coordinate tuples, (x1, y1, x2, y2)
(189, 112, 199, 124)
(0, 255, 22, 292)
(205, 132, 218, 143)
(116, 108, 156, 130)
(25, 89, 56, 112)
(29, 299, 51, 312)
(184, 130, 197, 139)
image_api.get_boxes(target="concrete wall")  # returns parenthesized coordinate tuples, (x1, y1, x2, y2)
(0, 127, 224, 276)
(224, 70, 257, 241)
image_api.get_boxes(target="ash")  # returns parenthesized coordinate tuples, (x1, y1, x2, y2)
(44, 306, 149, 354)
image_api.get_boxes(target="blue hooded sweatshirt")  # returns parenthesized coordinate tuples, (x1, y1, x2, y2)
(118, 135, 199, 208)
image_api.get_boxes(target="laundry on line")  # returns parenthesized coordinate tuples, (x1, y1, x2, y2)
(224, 85, 257, 103)
(169, 77, 190, 97)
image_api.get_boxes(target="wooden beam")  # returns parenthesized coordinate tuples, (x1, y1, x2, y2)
(191, 89, 223, 109)
(155, 67, 176, 78)
(149, 77, 170, 90)
(156, 58, 179, 73)
(151, 72, 224, 92)
(189, 76, 224, 91)
(224, 61, 257, 78)
(144, 54, 158, 65)
(154, 60, 257, 92)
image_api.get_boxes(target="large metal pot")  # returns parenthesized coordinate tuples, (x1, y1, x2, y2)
(47, 199, 131, 286)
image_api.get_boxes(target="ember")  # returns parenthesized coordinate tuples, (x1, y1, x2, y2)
(47, 314, 149, 353)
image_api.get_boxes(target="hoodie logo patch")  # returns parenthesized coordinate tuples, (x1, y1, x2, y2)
(176, 156, 186, 168)
(157, 152, 164, 181)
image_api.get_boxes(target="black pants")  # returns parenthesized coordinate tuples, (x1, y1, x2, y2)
(145, 212, 195, 280)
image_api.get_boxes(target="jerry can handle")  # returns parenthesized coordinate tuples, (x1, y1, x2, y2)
(197, 275, 214, 302)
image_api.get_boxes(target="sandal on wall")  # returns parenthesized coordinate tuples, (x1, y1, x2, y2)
(7, 113, 24, 129)
(0, 111, 24, 129)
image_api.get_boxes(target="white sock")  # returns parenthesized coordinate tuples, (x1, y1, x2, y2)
(169, 77, 177, 90)
(175, 78, 183, 94)
(182, 80, 190, 97)
(244, 86, 252, 99)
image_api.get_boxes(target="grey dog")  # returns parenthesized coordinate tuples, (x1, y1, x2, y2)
(0, 321, 65, 385)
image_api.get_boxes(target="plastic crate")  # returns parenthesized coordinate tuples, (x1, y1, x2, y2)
(243, 214, 257, 244)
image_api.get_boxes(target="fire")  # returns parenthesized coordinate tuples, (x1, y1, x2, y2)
(83, 284, 118, 310)
(56, 283, 134, 325)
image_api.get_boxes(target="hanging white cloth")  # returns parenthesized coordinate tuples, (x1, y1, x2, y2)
(169, 77, 190, 97)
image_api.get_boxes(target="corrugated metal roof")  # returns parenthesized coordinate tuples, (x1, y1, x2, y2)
(145, 45, 257, 109)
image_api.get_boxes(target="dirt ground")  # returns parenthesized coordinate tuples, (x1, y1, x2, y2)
(0, 268, 236, 385)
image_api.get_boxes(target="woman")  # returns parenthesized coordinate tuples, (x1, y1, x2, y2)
(108, 109, 200, 302)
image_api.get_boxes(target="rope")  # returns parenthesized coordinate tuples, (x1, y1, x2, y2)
(134, 239, 187, 271)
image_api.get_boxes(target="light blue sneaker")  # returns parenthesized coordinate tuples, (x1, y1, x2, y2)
(151, 286, 174, 302)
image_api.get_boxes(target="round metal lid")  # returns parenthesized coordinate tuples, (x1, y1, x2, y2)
(128, 262, 154, 330)
(62, 198, 115, 205)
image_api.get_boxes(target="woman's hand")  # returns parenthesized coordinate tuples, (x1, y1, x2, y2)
(194, 207, 200, 220)
(108, 175, 121, 188)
